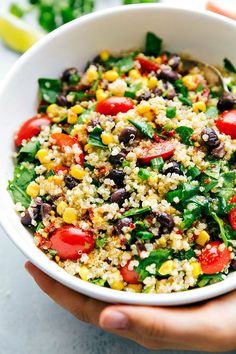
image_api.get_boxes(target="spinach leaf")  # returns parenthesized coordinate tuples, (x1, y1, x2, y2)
(8, 183, 31, 208)
(135, 231, 154, 241)
(186, 166, 201, 179)
(166, 188, 183, 204)
(88, 127, 106, 148)
(115, 56, 135, 74)
(90, 278, 106, 286)
(77, 104, 95, 124)
(224, 58, 236, 74)
(204, 160, 221, 179)
(17, 140, 40, 163)
(128, 119, 154, 139)
(38, 78, 61, 104)
(196, 83, 204, 93)
(175, 79, 188, 97)
(48, 249, 58, 256)
(145, 32, 162, 57)
(182, 182, 200, 200)
(222, 172, 236, 189)
(201, 175, 218, 193)
(122, 207, 152, 218)
(135, 249, 173, 281)
(175, 126, 193, 145)
(125, 82, 142, 99)
(36, 221, 45, 232)
(174, 248, 195, 261)
(150, 157, 164, 171)
(178, 96, 193, 106)
(95, 237, 107, 249)
(198, 273, 224, 287)
(211, 212, 228, 245)
(205, 106, 219, 119)
(181, 203, 202, 229)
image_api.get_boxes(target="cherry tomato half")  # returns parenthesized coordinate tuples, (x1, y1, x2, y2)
(198, 241, 231, 274)
(53, 165, 70, 174)
(51, 133, 84, 165)
(215, 109, 236, 139)
(229, 195, 236, 231)
(120, 260, 140, 284)
(50, 226, 95, 260)
(138, 140, 177, 164)
(136, 56, 159, 73)
(96, 97, 134, 116)
(15, 115, 52, 147)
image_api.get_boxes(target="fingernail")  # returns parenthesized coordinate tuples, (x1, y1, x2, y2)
(100, 310, 128, 330)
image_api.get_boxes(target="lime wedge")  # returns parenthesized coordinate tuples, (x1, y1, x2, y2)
(0, 12, 44, 53)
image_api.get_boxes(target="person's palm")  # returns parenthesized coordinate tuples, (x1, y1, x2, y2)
(26, 262, 236, 351)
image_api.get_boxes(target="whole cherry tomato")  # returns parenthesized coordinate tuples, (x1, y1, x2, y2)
(229, 195, 236, 231)
(198, 241, 231, 274)
(15, 115, 52, 146)
(50, 226, 95, 260)
(138, 140, 176, 164)
(136, 56, 159, 73)
(215, 109, 236, 139)
(96, 97, 134, 116)
(120, 260, 140, 284)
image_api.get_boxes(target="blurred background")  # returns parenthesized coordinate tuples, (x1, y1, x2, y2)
(1, 1, 236, 354)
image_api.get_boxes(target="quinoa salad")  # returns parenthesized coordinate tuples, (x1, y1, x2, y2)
(9, 32, 236, 294)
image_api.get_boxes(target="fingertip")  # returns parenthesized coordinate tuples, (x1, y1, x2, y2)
(99, 307, 129, 330)
(24, 261, 35, 275)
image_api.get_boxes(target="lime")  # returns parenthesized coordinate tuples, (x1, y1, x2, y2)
(0, 12, 44, 53)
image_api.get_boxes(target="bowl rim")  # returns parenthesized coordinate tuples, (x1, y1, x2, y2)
(1, 3, 236, 305)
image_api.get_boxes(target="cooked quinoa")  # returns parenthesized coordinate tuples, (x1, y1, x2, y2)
(9, 32, 236, 294)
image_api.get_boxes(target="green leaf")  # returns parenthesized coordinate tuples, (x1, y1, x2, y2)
(95, 237, 107, 249)
(90, 278, 106, 286)
(9, 3, 26, 18)
(204, 160, 221, 179)
(77, 105, 95, 124)
(48, 249, 58, 256)
(36, 221, 44, 232)
(182, 182, 200, 200)
(175, 79, 188, 97)
(17, 140, 40, 163)
(166, 188, 183, 204)
(166, 106, 176, 119)
(138, 168, 150, 180)
(205, 106, 219, 119)
(136, 231, 154, 241)
(211, 212, 228, 246)
(186, 166, 201, 179)
(128, 119, 154, 139)
(88, 127, 107, 148)
(178, 96, 193, 106)
(175, 126, 193, 145)
(201, 175, 218, 193)
(196, 83, 204, 93)
(174, 249, 195, 260)
(8, 182, 31, 208)
(135, 249, 173, 281)
(115, 56, 135, 74)
(122, 207, 152, 218)
(38, 78, 61, 104)
(198, 273, 224, 287)
(150, 157, 164, 171)
(224, 58, 236, 74)
(145, 32, 162, 56)
(124, 82, 142, 99)
(181, 203, 201, 229)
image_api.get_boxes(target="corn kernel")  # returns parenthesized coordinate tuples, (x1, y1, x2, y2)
(182, 75, 198, 91)
(57, 201, 68, 216)
(137, 101, 151, 115)
(36, 149, 49, 164)
(101, 132, 114, 145)
(158, 260, 175, 276)
(26, 182, 40, 198)
(104, 70, 119, 82)
(55, 255, 60, 263)
(100, 50, 110, 62)
(155, 57, 162, 64)
(148, 76, 158, 90)
(79, 266, 90, 281)
(70, 165, 86, 180)
(43, 162, 56, 170)
(63, 207, 77, 224)
(67, 111, 77, 124)
(84, 144, 93, 152)
(196, 230, 210, 246)
(96, 89, 108, 102)
(191, 262, 202, 278)
(110, 271, 124, 291)
(71, 104, 84, 115)
(193, 101, 206, 113)
(47, 176, 62, 185)
(126, 284, 142, 293)
(129, 69, 141, 80)
(86, 66, 98, 83)
(144, 111, 155, 121)
(47, 104, 58, 116)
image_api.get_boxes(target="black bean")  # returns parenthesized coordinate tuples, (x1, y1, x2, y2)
(138, 91, 151, 102)
(163, 161, 182, 175)
(56, 95, 69, 107)
(231, 259, 236, 271)
(115, 217, 132, 233)
(64, 175, 78, 189)
(107, 169, 125, 187)
(166, 90, 176, 100)
(110, 188, 129, 207)
(156, 212, 175, 228)
(152, 88, 163, 97)
(109, 152, 126, 165)
(211, 142, 226, 159)
(62, 67, 78, 82)
(21, 210, 32, 226)
(201, 128, 220, 148)
(40, 203, 52, 220)
(158, 69, 179, 83)
(168, 54, 181, 70)
(217, 94, 235, 112)
(135, 240, 146, 255)
(119, 127, 138, 144)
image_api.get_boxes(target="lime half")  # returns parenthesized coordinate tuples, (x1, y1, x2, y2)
(0, 12, 44, 53)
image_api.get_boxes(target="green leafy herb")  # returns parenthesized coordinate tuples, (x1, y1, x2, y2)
(196, 83, 204, 93)
(145, 32, 162, 56)
(122, 160, 130, 168)
(166, 106, 176, 119)
(136, 231, 154, 241)
(17, 140, 40, 163)
(186, 166, 201, 179)
(138, 168, 150, 180)
(205, 106, 219, 119)
(95, 237, 107, 249)
(124, 82, 142, 99)
(135, 249, 173, 281)
(122, 207, 152, 218)
(84, 162, 95, 171)
(175, 126, 193, 145)
(204, 160, 221, 179)
(211, 212, 228, 245)
(90, 278, 106, 286)
(38, 78, 61, 104)
(201, 175, 218, 193)
(178, 96, 193, 106)
(128, 119, 154, 139)
(175, 80, 188, 97)
(9, 3, 26, 17)
(36, 221, 44, 232)
(174, 249, 195, 261)
(48, 249, 58, 256)
(88, 127, 106, 148)
(198, 273, 224, 287)
(150, 157, 164, 171)
(115, 56, 135, 74)
(224, 58, 236, 74)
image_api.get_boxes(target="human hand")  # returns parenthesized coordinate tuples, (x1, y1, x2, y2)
(25, 261, 236, 351)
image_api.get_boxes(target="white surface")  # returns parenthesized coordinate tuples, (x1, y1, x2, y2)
(0, 0, 236, 353)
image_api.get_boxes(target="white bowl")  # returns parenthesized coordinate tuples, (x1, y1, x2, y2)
(1, 4, 236, 306)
